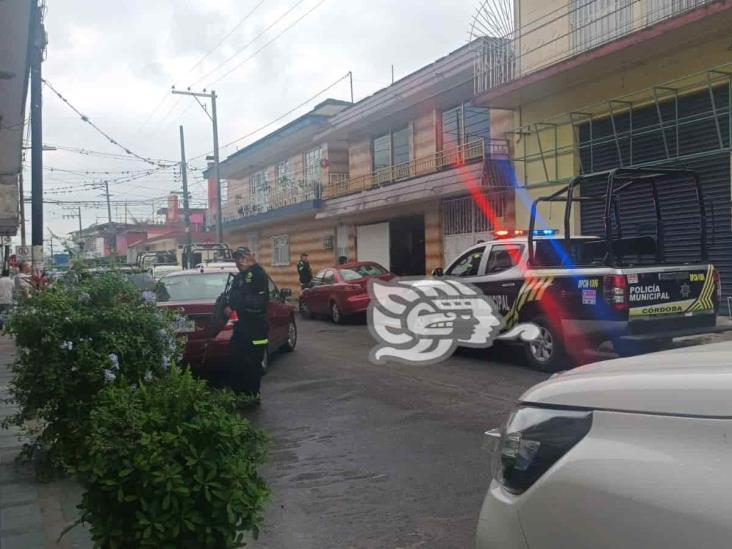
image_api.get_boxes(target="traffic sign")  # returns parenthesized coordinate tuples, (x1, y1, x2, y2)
(15, 246, 30, 259)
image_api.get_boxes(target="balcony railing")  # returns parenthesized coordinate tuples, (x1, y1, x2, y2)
(475, 0, 715, 95)
(322, 139, 508, 200)
(223, 177, 342, 223)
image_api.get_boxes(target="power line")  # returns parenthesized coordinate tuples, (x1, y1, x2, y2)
(135, 0, 267, 134)
(189, 0, 309, 88)
(188, 0, 267, 76)
(35, 143, 177, 165)
(189, 71, 350, 163)
(42, 78, 174, 167)
(208, 0, 328, 87)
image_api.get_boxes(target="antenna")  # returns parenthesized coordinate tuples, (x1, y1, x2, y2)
(469, 0, 514, 40)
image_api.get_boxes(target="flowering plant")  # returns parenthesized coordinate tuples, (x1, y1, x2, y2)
(3, 270, 182, 474)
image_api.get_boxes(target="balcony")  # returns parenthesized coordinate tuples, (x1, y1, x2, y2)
(322, 139, 509, 200)
(222, 175, 349, 226)
(475, 0, 721, 97)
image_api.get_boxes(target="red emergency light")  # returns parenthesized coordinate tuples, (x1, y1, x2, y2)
(493, 229, 526, 238)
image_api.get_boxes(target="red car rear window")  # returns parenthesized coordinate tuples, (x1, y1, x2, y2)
(340, 264, 387, 281)
(156, 273, 230, 302)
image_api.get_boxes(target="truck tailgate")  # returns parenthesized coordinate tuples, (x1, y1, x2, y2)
(626, 265, 716, 317)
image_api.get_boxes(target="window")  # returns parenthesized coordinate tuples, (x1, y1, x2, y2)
(155, 273, 230, 302)
(373, 133, 391, 171)
(372, 126, 411, 172)
(311, 269, 326, 286)
(392, 127, 411, 165)
(304, 147, 322, 186)
(250, 170, 268, 209)
(486, 244, 524, 274)
(322, 270, 335, 285)
(339, 263, 388, 281)
(442, 106, 462, 150)
(272, 235, 290, 266)
(277, 159, 293, 186)
(268, 277, 279, 299)
(464, 106, 490, 145)
(446, 246, 485, 277)
(442, 104, 490, 150)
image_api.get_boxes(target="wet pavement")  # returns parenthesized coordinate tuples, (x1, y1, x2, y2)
(246, 316, 550, 549)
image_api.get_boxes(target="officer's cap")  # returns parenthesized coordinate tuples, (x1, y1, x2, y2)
(232, 246, 252, 259)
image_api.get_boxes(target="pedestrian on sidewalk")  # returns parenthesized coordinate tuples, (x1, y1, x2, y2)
(0, 269, 14, 328)
(297, 253, 313, 290)
(14, 261, 32, 300)
(225, 247, 269, 403)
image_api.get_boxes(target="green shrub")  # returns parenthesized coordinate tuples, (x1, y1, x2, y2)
(3, 271, 182, 472)
(74, 367, 268, 548)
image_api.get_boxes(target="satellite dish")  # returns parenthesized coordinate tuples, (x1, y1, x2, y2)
(469, 0, 514, 40)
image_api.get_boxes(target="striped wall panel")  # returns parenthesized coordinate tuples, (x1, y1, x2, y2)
(349, 138, 371, 178)
(414, 109, 437, 172)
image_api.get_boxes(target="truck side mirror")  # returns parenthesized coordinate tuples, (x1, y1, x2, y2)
(432, 268, 444, 277)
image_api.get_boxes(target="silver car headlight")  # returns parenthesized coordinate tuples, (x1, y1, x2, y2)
(490, 406, 593, 495)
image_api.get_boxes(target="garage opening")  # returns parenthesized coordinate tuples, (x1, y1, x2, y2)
(389, 215, 426, 276)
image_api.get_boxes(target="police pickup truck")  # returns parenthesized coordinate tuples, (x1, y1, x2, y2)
(437, 168, 730, 371)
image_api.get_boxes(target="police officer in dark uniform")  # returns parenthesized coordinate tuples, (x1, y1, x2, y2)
(296, 253, 313, 289)
(226, 247, 269, 400)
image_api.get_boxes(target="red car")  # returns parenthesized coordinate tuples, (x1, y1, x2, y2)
(156, 267, 297, 372)
(299, 261, 394, 323)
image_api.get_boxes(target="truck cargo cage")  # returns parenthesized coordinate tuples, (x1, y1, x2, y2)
(528, 167, 708, 267)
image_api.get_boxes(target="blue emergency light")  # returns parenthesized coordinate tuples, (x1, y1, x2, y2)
(531, 229, 559, 236)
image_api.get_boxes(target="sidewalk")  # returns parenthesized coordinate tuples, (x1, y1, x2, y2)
(0, 336, 91, 548)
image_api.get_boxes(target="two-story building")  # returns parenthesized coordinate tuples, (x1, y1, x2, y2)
(473, 0, 732, 295)
(315, 39, 514, 275)
(215, 40, 515, 293)
(212, 99, 352, 292)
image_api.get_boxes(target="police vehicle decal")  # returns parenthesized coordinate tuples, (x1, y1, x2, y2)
(504, 277, 554, 329)
(686, 265, 715, 313)
(627, 265, 715, 317)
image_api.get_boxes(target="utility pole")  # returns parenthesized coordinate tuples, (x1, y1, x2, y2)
(348, 71, 354, 103)
(18, 172, 26, 247)
(171, 88, 223, 244)
(30, 0, 46, 271)
(47, 228, 54, 264)
(179, 125, 193, 269)
(104, 181, 112, 223)
(62, 206, 83, 256)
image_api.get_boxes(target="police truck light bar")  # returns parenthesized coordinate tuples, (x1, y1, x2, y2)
(493, 229, 558, 238)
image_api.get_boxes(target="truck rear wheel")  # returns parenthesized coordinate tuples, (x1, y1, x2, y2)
(523, 316, 569, 373)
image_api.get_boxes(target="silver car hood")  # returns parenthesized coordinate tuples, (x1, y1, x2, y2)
(520, 341, 732, 417)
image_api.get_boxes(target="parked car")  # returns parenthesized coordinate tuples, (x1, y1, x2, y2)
(151, 263, 182, 281)
(155, 267, 296, 372)
(299, 261, 394, 323)
(476, 341, 732, 549)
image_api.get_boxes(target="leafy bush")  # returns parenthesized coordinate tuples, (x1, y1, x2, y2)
(3, 270, 182, 472)
(74, 367, 268, 548)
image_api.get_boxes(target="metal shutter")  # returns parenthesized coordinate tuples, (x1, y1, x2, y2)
(578, 86, 732, 298)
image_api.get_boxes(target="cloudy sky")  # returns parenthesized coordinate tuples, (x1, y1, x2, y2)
(30, 0, 481, 246)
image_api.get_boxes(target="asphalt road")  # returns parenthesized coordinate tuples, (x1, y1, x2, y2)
(245, 315, 550, 549)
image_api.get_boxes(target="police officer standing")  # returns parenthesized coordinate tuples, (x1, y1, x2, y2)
(296, 253, 313, 289)
(226, 247, 269, 401)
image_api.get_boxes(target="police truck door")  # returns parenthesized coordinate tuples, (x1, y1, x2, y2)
(471, 243, 524, 317)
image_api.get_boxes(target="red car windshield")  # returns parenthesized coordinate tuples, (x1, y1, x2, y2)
(339, 264, 387, 281)
(156, 273, 231, 302)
